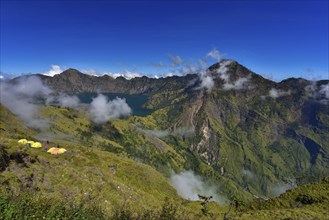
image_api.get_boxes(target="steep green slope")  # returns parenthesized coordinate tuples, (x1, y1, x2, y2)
(0, 104, 36, 140)
(133, 60, 329, 199)
(0, 112, 180, 213)
(4, 60, 329, 203)
(0, 104, 227, 219)
(0, 140, 177, 210)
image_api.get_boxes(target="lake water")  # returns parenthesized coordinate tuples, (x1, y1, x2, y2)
(77, 93, 153, 117)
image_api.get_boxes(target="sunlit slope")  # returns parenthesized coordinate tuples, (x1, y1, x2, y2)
(3, 59, 329, 203)
(139, 61, 329, 199)
(0, 105, 181, 213)
(0, 104, 226, 219)
(235, 177, 329, 220)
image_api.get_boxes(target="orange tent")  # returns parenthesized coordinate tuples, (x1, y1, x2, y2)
(47, 147, 67, 155)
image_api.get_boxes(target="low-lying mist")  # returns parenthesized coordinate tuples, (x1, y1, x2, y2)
(0, 76, 51, 128)
(169, 170, 225, 204)
(89, 94, 132, 124)
(0, 75, 135, 128)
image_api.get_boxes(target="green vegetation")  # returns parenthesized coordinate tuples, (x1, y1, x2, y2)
(1, 61, 329, 219)
(0, 105, 225, 219)
(234, 177, 329, 219)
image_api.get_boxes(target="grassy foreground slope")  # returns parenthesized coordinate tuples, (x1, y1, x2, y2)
(234, 177, 329, 220)
(1, 104, 329, 219)
(0, 104, 226, 219)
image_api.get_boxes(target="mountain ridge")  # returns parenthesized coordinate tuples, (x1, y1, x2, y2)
(2, 59, 329, 203)
(9, 60, 328, 96)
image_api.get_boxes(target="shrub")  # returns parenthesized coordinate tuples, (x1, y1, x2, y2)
(295, 194, 317, 205)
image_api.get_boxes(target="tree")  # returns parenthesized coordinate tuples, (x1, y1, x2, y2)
(198, 194, 213, 217)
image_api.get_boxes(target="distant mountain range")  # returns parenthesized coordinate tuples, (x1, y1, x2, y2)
(6, 60, 329, 201)
(14, 59, 327, 98)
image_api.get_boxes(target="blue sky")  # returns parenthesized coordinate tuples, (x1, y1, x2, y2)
(1, 0, 328, 81)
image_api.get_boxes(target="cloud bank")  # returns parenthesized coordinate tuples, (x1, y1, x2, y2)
(89, 94, 132, 124)
(57, 94, 81, 108)
(46, 93, 81, 109)
(0, 76, 51, 128)
(170, 170, 224, 204)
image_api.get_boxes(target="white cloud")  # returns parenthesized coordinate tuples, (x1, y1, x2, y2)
(42, 65, 141, 79)
(217, 60, 232, 79)
(272, 179, 296, 196)
(223, 77, 249, 90)
(170, 170, 224, 204)
(319, 83, 329, 99)
(190, 50, 229, 92)
(58, 94, 80, 108)
(0, 71, 17, 80)
(268, 88, 291, 99)
(198, 70, 215, 92)
(164, 72, 176, 77)
(76, 68, 142, 79)
(89, 94, 132, 124)
(168, 54, 184, 67)
(215, 60, 250, 90)
(207, 49, 223, 62)
(46, 93, 81, 108)
(42, 65, 65, 77)
(83, 69, 103, 77)
(179, 64, 197, 75)
(318, 83, 329, 104)
(106, 70, 141, 80)
(0, 76, 51, 128)
(305, 81, 329, 104)
(305, 81, 317, 97)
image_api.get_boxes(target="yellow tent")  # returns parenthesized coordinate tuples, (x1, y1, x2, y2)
(18, 139, 28, 145)
(31, 142, 42, 148)
(18, 139, 43, 149)
(47, 147, 56, 153)
(47, 147, 67, 155)
(58, 148, 67, 154)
